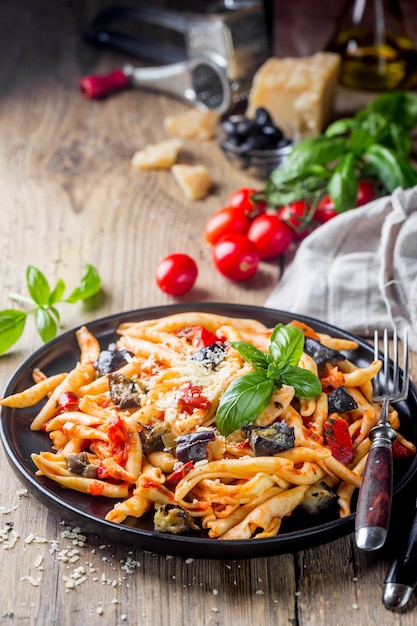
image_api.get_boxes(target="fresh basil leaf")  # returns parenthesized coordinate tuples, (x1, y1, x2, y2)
(281, 366, 322, 398)
(348, 126, 375, 156)
(49, 278, 66, 305)
(387, 122, 411, 159)
(229, 341, 271, 370)
(270, 324, 304, 366)
(266, 361, 285, 383)
(65, 263, 101, 303)
(355, 110, 388, 141)
(216, 371, 274, 437)
(365, 143, 415, 191)
(35, 307, 57, 343)
(49, 305, 61, 324)
(0, 310, 27, 354)
(272, 136, 347, 181)
(365, 91, 417, 131)
(26, 266, 51, 306)
(328, 153, 358, 213)
(325, 118, 357, 137)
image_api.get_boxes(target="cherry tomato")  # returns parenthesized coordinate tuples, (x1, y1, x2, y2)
(212, 233, 259, 281)
(313, 195, 339, 224)
(247, 213, 293, 259)
(204, 206, 250, 245)
(356, 179, 377, 206)
(228, 187, 266, 218)
(276, 200, 313, 241)
(155, 253, 198, 296)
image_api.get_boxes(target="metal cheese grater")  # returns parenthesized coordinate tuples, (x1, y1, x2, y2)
(79, 2, 269, 113)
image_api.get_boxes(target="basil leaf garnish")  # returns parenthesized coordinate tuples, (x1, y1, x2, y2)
(216, 372, 275, 437)
(229, 341, 271, 370)
(216, 323, 322, 436)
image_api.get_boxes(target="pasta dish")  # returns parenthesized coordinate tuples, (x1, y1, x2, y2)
(1, 311, 414, 541)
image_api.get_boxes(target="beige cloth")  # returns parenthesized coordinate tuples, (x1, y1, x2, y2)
(265, 186, 417, 352)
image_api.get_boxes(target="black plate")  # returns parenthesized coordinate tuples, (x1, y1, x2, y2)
(1, 303, 416, 559)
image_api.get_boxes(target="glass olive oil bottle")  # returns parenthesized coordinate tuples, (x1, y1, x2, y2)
(328, 0, 416, 91)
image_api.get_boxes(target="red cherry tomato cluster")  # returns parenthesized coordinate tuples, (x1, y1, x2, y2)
(155, 181, 377, 291)
(204, 182, 376, 281)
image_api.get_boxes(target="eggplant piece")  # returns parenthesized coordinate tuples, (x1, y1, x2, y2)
(139, 422, 169, 454)
(190, 342, 226, 369)
(109, 371, 145, 408)
(297, 482, 338, 517)
(304, 336, 346, 367)
(328, 386, 358, 414)
(65, 452, 97, 478)
(154, 504, 200, 534)
(243, 422, 295, 456)
(175, 430, 216, 463)
(95, 349, 133, 376)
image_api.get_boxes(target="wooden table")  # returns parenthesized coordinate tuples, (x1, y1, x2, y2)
(1, 1, 416, 624)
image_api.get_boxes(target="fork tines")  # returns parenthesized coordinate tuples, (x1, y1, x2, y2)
(373, 328, 409, 403)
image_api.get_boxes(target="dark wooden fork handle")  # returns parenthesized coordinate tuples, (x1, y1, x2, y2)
(355, 428, 395, 550)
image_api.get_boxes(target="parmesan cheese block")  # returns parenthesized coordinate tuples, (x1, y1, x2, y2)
(247, 52, 341, 137)
(131, 139, 182, 170)
(171, 164, 212, 200)
(164, 109, 220, 141)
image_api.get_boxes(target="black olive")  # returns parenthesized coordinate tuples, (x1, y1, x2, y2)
(328, 386, 358, 414)
(95, 349, 133, 376)
(277, 138, 291, 149)
(240, 135, 271, 151)
(221, 108, 292, 157)
(255, 107, 273, 126)
(221, 119, 236, 135)
(261, 125, 284, 142)
(235, 118, 257, 138)
(224, 133, 241, 147)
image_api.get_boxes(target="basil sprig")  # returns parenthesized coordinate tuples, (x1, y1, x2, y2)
(0, 263, 102, 354)
(259, 91, 417, 215)
(216, 323, 321, 437)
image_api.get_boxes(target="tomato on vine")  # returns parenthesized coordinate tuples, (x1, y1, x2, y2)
(247, 213, 293, 259)
(228, 187, 266, 218)
(204, 206, 250, 245)
(276, 200, 314, 241)
(212, 233, 259, 281)
(356, 179, 377, 206)
(313, 195, 339, 224)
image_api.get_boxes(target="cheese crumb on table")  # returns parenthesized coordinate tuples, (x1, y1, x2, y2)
(131, 139, 183, 170)
(164, 109, 220, 140)
(171, 164, 212, 200)
(247, 52, 341, 137)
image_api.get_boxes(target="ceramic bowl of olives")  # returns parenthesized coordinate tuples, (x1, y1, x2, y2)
(219, 107, 298, 179)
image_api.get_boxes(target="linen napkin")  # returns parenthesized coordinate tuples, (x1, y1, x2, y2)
(265, 186, 417, 352)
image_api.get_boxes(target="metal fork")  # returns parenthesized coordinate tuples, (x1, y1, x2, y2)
(355, 328, 409, 551)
